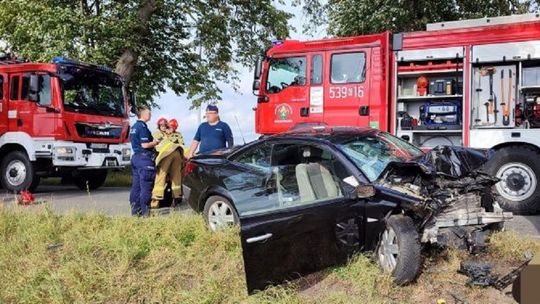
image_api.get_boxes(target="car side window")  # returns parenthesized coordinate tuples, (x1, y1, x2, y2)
(234, 144, 271, 170)
(0, 76, 3, 98)
(239, 143, 346, 217)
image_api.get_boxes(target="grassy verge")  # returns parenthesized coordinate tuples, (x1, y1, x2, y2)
(0, 206, 538, 303)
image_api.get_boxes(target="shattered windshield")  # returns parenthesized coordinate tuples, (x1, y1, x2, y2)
(266, 56, 306, 93)
(339, 133, 424, 182)
(60, 69, 125, 117)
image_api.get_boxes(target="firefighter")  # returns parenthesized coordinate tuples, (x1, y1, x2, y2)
(153, 117, 169, 150)
(129, 106, 160, 216)
(151, 118, 185, 208)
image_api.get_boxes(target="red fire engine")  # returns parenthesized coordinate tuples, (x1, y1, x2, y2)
(0, 56, 132, 192)
(252, 13, 540, 214)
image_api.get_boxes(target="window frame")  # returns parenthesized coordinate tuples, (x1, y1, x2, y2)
(329, 51, 367, 84)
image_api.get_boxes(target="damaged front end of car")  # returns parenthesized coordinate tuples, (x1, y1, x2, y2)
(377, 146, 513, 252)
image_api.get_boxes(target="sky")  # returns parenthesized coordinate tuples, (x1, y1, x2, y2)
(147, 2, 325, 146)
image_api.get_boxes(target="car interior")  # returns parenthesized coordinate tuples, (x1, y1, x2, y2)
(271, 144, 343, 207)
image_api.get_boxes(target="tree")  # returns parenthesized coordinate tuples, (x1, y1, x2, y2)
(0, 0, 291, 107)
(298, 0, 538, 37)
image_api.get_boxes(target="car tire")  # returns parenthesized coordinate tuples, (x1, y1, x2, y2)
(73, 170, 108, 191)
(203, 195, 239, 231)
(377, 215, 421, 285)
(0, 150, 38, 192)
(484, 146, 540, 215)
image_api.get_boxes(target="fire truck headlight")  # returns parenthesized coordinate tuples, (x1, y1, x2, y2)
(122, 148, 132, 161)
(54, 147, 76, 155)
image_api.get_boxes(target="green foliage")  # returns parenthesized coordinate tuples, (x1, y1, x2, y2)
(0, 0, 291, 107)
(299, 0, 539, 37)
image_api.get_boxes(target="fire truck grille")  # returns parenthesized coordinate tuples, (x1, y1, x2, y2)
(75, 123, 122, 139)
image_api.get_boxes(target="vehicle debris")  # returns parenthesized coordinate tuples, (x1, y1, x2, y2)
(458, 253, 534, 290)
(378, 145, 512, 252)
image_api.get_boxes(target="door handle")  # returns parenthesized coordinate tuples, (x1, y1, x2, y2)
(246, 233, 273, 243)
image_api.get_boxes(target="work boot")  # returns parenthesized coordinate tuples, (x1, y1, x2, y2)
(172, 197, 183, 208)
(150, 198, 160, 209)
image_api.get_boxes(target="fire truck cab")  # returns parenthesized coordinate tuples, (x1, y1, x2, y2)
(0, 56, 132, 192)
(253, 13, 540, 214)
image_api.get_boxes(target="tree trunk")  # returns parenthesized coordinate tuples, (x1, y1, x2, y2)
(115, 0, 157, 85)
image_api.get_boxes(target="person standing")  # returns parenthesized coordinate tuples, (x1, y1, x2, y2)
(129, 106, 160, 216)
(153, 117, 169, 151)
(151, 118, 185, 208)
(187, 105, 233, 158)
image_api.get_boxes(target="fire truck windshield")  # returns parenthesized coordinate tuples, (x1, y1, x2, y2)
(266, 56, 306, 93)
(339, 133, 424, 181)
(60, 69, 125, 117)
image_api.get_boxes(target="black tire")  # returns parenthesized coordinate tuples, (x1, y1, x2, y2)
(377, 215, 421, 285)
(203, 195, 239, 231)
(484, 146, 540, 215)
(0, 150, 38, 192)
(73, 170, 108, 190)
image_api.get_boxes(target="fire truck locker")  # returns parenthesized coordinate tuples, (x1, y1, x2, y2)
(394, 47, 464, 147)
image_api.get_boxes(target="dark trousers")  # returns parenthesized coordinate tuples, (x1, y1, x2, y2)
(129, 152, 156, 216)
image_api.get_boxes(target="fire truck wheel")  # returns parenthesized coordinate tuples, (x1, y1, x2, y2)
(0, 150, 37, 192)
(485, 146, 540, 215)
(73, 170, 108, 191)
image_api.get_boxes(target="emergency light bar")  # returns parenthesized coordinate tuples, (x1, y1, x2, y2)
(271, 39, 283, 46)
(52, 56, 113, 72)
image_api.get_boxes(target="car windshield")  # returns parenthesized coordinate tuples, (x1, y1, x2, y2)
(61, 68, 125, 117)
(266, 56, 306, 93)
(339, 132, 424, 182)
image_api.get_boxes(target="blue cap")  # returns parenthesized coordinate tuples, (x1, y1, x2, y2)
(206, 104, 219, 113)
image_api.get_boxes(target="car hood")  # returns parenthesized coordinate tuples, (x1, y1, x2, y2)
(374, 146, 499, 218)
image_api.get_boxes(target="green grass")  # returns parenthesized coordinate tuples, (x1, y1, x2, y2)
(0, 206, 538, 303)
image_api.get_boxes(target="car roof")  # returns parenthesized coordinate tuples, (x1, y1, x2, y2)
(268, 126, 380, 143)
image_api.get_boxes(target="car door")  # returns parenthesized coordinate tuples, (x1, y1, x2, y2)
(238, 141, 367, 294)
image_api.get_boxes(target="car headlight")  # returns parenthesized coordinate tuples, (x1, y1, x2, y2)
(54, 147, 76, 155)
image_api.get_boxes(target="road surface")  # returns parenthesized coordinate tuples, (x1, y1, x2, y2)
(1, 185, 539, 238)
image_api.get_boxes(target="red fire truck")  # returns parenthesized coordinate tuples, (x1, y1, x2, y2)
(252, 13, 540, 214)
(0, 56, 132, 192)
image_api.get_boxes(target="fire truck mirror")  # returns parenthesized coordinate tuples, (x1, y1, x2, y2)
(252, 80, 261, 92)
(128, 90, 137, 115)
(254, 57, 263, 80)
(28, 74, 39, 102)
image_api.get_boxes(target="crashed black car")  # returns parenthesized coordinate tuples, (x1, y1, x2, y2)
(183, 127, 512, 294)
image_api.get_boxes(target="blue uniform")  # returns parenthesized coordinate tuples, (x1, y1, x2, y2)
(194, 121, 234, 154)
(129, 120, 156, 216)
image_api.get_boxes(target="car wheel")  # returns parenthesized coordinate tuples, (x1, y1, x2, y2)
(485, 146, 540, 215)
(203, 195, 239, 231)
(0, 151, 38, 192)
(377, 215, 421, 285)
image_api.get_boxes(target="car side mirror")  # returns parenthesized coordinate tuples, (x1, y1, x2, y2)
(28, 74, 39, 102)
(356, 184, 375, 198)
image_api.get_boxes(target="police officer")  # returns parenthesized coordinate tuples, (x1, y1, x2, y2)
(129, 106, 160, 216)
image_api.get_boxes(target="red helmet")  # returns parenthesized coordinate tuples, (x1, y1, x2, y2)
(169, 119, 178, 131)
(157, 117, 168, 127)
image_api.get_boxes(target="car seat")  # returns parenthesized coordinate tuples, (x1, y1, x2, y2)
(296, 147, 341, 203)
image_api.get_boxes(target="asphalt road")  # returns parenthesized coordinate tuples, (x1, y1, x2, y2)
(1, 185, 539, 238)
